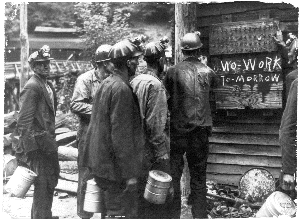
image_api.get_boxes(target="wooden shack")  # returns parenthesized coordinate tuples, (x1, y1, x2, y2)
(4, 26, 93, 113)
(5, 26, 86, 62)
(191, 1, 298, 186)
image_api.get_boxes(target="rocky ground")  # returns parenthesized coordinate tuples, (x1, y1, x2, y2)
(2, 161, 193, 219)
(2, 187, 192, 219)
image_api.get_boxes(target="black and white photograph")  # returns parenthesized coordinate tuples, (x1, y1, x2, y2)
(1, 0, 298, 219)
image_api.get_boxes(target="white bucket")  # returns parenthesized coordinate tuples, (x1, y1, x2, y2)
(256, 191, 296, 217)
(83, 179, 103, 213)
(5, 166, 37, 198)
(3, 154, 18, 179)
(144, 170, 172, 204)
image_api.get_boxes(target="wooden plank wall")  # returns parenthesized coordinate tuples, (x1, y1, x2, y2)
(207, 110, 282, 186)
(195, 2, 298, 186)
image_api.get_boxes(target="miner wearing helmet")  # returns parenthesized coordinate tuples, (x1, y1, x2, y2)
(130, 37, 173, 218)
(82, 38, 145, 218)
(273, 32, 298, 101)
(164, 32, 219, 219)
(13, 45, 59, 218)
(70, 44, 113, 219)
(274, 33, 298, 199)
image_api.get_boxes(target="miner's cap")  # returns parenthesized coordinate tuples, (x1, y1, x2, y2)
(28, 45, 53, 65)
(108, 39, 143, 60)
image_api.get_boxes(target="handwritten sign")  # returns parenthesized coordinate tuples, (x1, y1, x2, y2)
(211, 53, 283, 109)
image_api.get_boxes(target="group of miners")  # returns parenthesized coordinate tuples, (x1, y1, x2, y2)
(13, 30, 297, 219)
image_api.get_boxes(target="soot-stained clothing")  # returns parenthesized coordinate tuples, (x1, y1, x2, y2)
(131, 68, 171, 219)
(164, 57, 219, 219)
(70, 68, 108, 218)
(82, 72, 144, 183)
(280, 78, 297, 176)
(15, 74, 59, 219)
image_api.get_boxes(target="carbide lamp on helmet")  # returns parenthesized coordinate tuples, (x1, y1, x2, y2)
(144, 36, 169, 59)
(108, 36, 145, 60)
(28, 45, 53, 67)
(180, 31, 203, 51)
(95, 44, 112, 63)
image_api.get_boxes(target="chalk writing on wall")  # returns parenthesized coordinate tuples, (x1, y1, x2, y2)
(211, 53, 283, 109)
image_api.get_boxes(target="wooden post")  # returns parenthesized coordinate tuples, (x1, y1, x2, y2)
(174, 2, 197, 64)
(20, 2, 29, 91)
(175, 2, 197, 197)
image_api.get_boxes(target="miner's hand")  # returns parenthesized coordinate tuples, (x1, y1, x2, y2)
(124, 177, 138, 193)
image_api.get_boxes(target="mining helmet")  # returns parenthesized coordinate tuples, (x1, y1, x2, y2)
(95, 44, 112, 63)
(28, 45, 53, 67)
(287, 36, 298, 64)
(180, 32, 203, 51)
(108, 38, 144, 60)
(144, 36, 169, 59)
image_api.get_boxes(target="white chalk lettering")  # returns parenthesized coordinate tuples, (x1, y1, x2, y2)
(221, 61, 231, 72)
(273, 56, 282, 70)
(221, 76, 225, 86)
(231, 62, 237, 70)
(271, 73, 280, 82)
(243, 59, 250, 70)
(249, 58, 256, 70)
(236, 75, 244, 82)
(247, 76, 252, 81)
(259, 61, 264, 68)
(265, 57, 272, 71)
(253, 75, 258, 82)
(265, 76, 270, 81)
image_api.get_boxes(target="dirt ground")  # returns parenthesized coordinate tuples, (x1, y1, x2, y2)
(2, 161, 192, 219)
(2, 187, 192, 219)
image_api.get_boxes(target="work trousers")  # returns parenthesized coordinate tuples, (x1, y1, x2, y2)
(28, 151, 59, 219)
(169, 127, 209, 219)
(76, 123, 94, 219)
(94, 177, 139, 219)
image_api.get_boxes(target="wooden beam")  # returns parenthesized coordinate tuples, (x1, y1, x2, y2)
(209, 143, 281, 157)
(207, 153, 282, 168)
(19, 2, 29, 91)
(174, 3, 197, 64)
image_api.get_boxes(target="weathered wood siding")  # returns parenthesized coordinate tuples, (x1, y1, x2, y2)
(207, 111, 282, 186)
(195, 2, 298, 186)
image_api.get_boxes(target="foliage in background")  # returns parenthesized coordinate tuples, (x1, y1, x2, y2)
(120, 2, 174, 24)
(74, 2, 134, 61)
(4, 2, 20, 43)
(27, 2, 76, 32)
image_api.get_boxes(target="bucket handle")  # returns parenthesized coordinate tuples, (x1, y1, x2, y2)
(145, 188, 168, 196)
(147, 180, 170, 189)
(85, 190, 101, 194)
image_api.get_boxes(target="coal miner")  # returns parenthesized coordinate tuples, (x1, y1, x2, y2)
(13, 45, 60, 219)
(82, 39, 145, 218)
(273, 32, 298, 100)
(130, 37, 173, 219)
(164, 32, 219, 219)
(279, 78, 297, 199)
(70, 44, 113, 219)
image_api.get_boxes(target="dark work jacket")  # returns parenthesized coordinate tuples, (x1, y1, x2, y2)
(164, 57, 219, 134)
(82, 72, 145, 183)
(15, 74, 58, 157)
(130, 69, 170, 175)
(280, 78, 297, 175)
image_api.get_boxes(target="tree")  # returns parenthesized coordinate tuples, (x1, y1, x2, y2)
(5, 2, 20, 43)
(174, 3, 196, 64)
(27, 2, 76, 33)
(74, 2, 132, 61)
